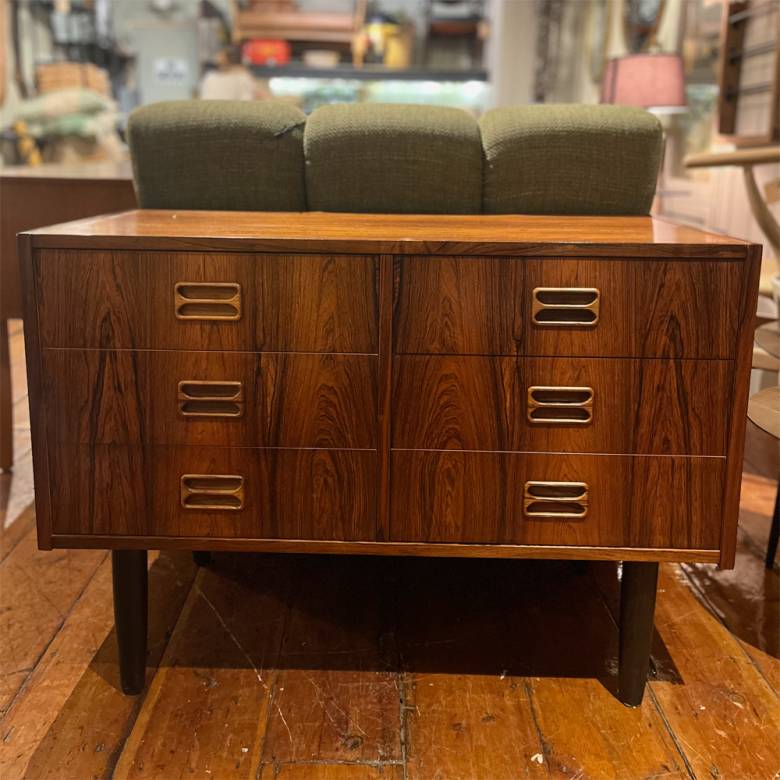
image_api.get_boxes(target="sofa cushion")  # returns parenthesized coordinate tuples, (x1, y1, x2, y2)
(304, 103, 482, 214)
(128, 100, 306, 211)
(479, 105, 663, 215)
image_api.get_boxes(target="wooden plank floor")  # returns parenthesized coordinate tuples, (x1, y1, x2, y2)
(1, 320, 779, 779)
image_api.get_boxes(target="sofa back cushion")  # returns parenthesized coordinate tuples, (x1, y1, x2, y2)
(479, 105, 663, 215)
(304, 103, 483, 214)
(128, 100, 306, 211)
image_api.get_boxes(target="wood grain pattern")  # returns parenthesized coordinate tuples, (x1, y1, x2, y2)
(0, 527, 104, 716)
(47, 534, 721, 562)
(114, 557, 291, 780)
(397, 557, 688, 779)
(404, 674, 546, 778)
(393, 355, 731, 455)
(682, 526, 780, 694)
(48, 444, 150, 536)
(18, 235, 53, 548)
(649, 564, 780, 778)
(23, 210, 750, 258)
(0, 554, 115, 780)
(626, 259, 744, 359)
(512, 569, 689, 778)
(0, 319, 11, 470)
(35, 250, 378, 353)
(251, 353, 376, 449)
(22, 218, 758, 564)
(393, 256, 523, 354)
(42, 349, 378, 449)
(259, 766, 403, 779)
(147, 252, 379, 353)
(392, 355, 523, 451)
(397, 562, 546, 779)
(395, 257, 745, 358)
(49, 445, 377, 541)
(376, 255, 394, 543)
(262, 557, 401, 764)
(720, 242, 764, 567)
(7, 296, 780, 776)
(390, 451, 723, 549)
(35, 250, 148, 349)
(21, 551, 196, 780)
(42, 349, 147, 445)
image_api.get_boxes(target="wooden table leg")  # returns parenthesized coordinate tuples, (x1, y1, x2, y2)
(112, 550, 148, 695)
(619, 561, 659, 707)
(0, 318, 12, 472)
(766, 484, 780, 569)
(192, 551, 213, 567)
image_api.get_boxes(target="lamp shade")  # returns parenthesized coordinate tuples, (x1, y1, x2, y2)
(601, 53, 686, 110)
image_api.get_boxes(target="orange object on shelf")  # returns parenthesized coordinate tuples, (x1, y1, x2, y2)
(242, 39, 292, 66)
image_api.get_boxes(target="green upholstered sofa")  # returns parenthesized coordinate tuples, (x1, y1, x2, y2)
(127, 101, 662, 215)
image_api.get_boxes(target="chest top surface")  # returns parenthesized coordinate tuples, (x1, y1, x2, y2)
(22, 210, 750, 258)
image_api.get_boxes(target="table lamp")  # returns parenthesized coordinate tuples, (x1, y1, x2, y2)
(601, 53, 686, 113)
(601, 53, 687, 211)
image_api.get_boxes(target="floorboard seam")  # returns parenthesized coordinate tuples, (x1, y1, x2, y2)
(266, 759, 406, 766)
(256, 563, 297, 777)
(644, 684, 697, 780)
(111, 565, 207, 778)
(102, 559, 199, 780)
(0, 505, 36, 565)
(398, 671, 410, 780)
(521, 678, 553, 776)
(587, 563, 695, 778)
(0, 548, 108, 726)
(677, 561, 780, 701)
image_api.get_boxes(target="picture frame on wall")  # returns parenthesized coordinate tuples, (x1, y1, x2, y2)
(718, 0, 780, 147)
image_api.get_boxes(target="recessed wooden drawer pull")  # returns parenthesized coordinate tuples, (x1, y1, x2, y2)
(180, 474, 244, 510)
(174, 282, 242, 321)
(527, 386, 594, 425)
(177, 380, 244, 418)
(523, 481, 588, 519)
(532, 287, 600, 326)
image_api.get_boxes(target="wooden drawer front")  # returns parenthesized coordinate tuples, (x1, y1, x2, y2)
(393, 355, 523, 451)
(49, 445, 377, 541)
(41, 349, 377, 449)
(392, 355, 731, 455)
(393, 256, 742, 358)
(393, 256, 523, 354)
(35, 250, 378, 352)
(390, 451, 722, 549)
(524, 259, 741, 359)
(35, 250, 147, 349)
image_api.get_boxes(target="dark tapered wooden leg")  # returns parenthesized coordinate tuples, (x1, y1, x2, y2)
(618, 561, 659, 707)
(766, 485, 780, 570)
(112, 550, 148, 695)
(192, 550, 213, 567)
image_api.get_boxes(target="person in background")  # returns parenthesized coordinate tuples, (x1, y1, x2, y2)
(200, 45, 270, 100)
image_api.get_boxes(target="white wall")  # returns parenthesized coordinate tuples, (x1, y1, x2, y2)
(485, 0, 537, 107)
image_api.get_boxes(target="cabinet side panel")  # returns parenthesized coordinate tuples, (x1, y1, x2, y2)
(18, 239, 53, 548)
(376, 255, 394, 541)
(720, 244, 763, 568)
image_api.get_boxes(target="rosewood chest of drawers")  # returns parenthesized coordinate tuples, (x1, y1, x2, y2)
(20, 210, 761, 706)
